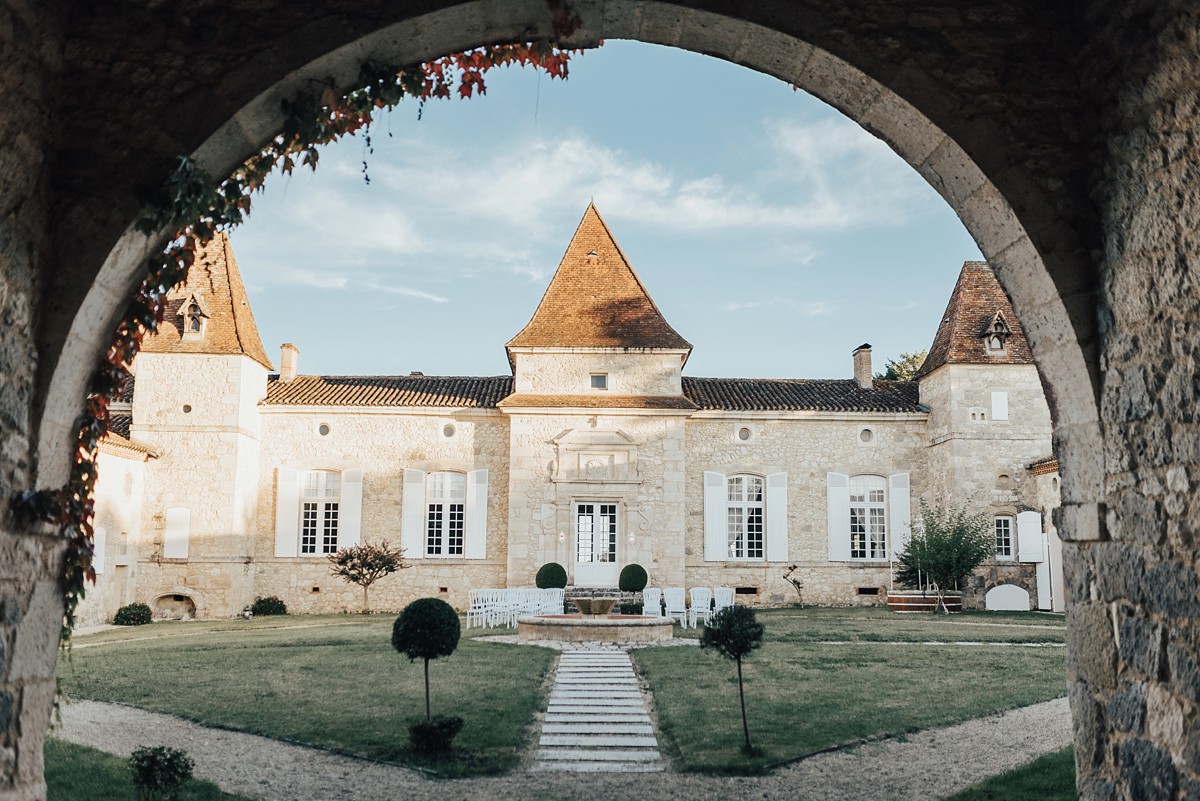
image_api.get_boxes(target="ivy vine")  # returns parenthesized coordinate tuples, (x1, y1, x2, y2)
(12, 4, 590, 642)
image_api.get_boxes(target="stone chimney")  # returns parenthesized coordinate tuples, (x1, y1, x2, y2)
(853, 343, 873, 390)
(280, 343, 299, 382)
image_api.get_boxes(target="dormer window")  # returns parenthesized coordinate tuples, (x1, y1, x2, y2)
(590, 373, 608, 390)
(178, 293, 209, 340)
(983, 312, 1011, 353)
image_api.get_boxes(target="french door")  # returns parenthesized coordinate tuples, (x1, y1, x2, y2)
(574, 502, 619, 587)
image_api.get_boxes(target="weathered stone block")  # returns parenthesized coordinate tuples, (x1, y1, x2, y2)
(1118, 615, 1164, 679)
(1068, 603, 1117, 690)
(1107, 681, 1146, 733)
(1118, 739, 1176, 801)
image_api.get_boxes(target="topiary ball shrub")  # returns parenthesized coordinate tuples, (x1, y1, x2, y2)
(393, 597, 462, 726)
(618, 563, 648, 592)
(129, 745, 194, 800)
(250, 596, 287, 616)
(408, 715, 464, 755)
(113, 602, 152, 626)
(535, 562, 567, 589)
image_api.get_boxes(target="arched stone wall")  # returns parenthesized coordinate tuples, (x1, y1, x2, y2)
(3, 2, 1197, 800)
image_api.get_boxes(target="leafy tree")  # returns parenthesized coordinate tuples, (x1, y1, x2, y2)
(328, 541, 408, 613)
(128, 746, 194, 801)
(875, 349, 928, 381)
(895, 502, 994, 613)
(392, 598, 461, 722)
(700, 605, 765, 753)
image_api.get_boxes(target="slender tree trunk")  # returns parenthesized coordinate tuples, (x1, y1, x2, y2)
(737, 657, 751, 751)
(424, 657, 431, 722)
(363, 583, 369, 614)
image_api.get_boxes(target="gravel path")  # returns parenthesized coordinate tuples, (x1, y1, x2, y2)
(54, 695, 1071, 801)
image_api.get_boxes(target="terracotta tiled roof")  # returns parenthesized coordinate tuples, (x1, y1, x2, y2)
(506, 204, 692, 366)
(108, 413, 132, 439)
(1028, 456, 1060, 475)
(140, 233, 274, 370)
(99, 413, 157, 459)
(497, 394, 698, 410)
(915, 261, 1034, 379)
(682, 377, 923, 413)
(264, 375, 513, 407)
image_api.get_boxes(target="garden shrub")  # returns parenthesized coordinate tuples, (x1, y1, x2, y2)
(535, 562, 567, 589)
(393, 597, 462, 739)
(619, 602, 644, 615)
(250, 596, 287, 616)
(408, 715, 464, 755)
(113, 602, 152, 626)
(128, 745, 194, 801)
(618, 563, 648, 592)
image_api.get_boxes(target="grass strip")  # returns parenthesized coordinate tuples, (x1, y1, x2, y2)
(946, 746, 1076, 800)
(45, 738, 252, 801)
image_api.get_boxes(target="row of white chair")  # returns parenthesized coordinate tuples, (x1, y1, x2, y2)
(466, 588, 565, 628)
(643, 586, 735, 628)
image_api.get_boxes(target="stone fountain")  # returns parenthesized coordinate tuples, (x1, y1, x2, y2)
(517, 596, 674, 643)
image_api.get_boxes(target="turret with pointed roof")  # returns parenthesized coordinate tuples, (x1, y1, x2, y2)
(505, 203, 691, 370)
(140, 232, 273, 370)
(915, 261, 1034, 379)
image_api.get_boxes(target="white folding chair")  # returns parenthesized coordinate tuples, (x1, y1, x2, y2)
(544, 588, 565, 614)
(663, 587, 687, 626)
(467, 589, 485, 628)
(713, 586, 735, 618)
(642, 587, 662, 617)
(688, 587, 713, 628)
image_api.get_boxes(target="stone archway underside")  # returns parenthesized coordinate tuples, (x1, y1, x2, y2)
(2, 2, 1198, 800)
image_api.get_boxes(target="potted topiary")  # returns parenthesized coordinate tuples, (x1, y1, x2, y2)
(535, 562, 567, 589)
(392, 598, 463, 755)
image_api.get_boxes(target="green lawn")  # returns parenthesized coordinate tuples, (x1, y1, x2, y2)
(60, 616, 555, 776)
(634, 607, 1068, 773)
(947, 747, 1076, 801)
(45, 738, 253, 801)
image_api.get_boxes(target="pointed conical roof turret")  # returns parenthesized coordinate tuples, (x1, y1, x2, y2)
(140, 232, 273, 369)
(505, 204, 691, 367)
(915, 261, 1034, 379)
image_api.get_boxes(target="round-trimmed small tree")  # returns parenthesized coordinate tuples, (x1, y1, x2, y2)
(392, 598, 461, 722)
(618, 563, 648, 592)
(700, 605, 765, 753)
(535, 562, 567, 589)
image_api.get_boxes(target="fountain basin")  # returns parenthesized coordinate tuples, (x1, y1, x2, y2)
(517, 614, 674, 643)
(573, 597, 620, 616)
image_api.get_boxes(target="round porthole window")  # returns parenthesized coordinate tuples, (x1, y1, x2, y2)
(859, 428, 874, 443)
(1051, 476, 1060, 491)
(443, 424, 456, 438)
(181, 404, 192, 414)
(318, 423, 330, 436)
(737, 427, 752, 441)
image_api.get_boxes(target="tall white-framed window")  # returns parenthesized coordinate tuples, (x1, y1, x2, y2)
(995, 514, 1015, 560)
(726, 474, 765, 560)
(703, 471, 787, 562)
(849, 475, 888, 560)
(426, 471, 466, 557)
(300, 470, 340, 555)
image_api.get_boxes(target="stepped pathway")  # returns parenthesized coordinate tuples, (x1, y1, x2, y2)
(533, 647, 664, 772)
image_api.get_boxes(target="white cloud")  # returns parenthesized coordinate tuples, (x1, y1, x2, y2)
(362, 278, 448, 303)
(722, 298, 837, 315)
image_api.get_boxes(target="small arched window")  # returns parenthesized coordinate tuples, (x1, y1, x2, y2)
(187, 303, 203, 332)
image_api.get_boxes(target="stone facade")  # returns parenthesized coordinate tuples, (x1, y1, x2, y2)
(77, 214, 1062, 627)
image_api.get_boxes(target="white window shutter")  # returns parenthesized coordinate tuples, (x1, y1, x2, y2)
(1017, 511, 1045, 562)
(163, 507, 190, 559)
(827, 472, 851, 561)
(765, 472, 788, 562)
(339, 468, 364, 549)
(991, 391, 1009, 421)
(402, 468, 427, 560)
(93, 526, 107, 575)
(889, 472, 912, 560)
(465, 469, 488, 559)
(703, 471, 727, 561)
(274, 467, 300, 557)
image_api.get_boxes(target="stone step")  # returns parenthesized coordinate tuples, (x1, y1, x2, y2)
(548, 699, 644, 708)
(537, 748, 662, 762)
(540, 735, 659, 748)
(542, 723, 655, 735)
(532, 761, 664, 774)
(547, 705, 647, 715)
(544, 715, 652, 725)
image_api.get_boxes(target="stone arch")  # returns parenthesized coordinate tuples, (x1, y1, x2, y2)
(18, 2, 1130, 798)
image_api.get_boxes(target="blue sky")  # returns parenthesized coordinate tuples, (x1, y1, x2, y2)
(231, 40, 981, 380)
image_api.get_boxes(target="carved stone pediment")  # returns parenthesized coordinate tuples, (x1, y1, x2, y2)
(551, 428, 640, 483)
